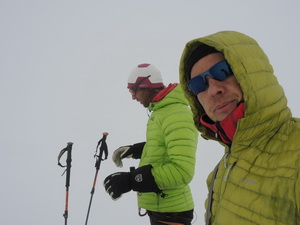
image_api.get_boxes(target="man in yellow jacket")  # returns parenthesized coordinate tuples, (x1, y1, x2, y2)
(179, 31, 300, 225)
(104, 63, 198, 225)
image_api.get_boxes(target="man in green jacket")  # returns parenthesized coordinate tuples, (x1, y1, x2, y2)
(104, 63, 199, 225)
(179, 31, 300, 225)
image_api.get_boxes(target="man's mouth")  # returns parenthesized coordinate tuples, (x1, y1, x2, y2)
(215, 100, 236, 112)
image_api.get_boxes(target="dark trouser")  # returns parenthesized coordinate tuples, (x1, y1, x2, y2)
(147, 209, 193, 225)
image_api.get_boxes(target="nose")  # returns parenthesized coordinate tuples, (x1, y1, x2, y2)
(206, 77, 225, 97)
(129, 89, 137, 100)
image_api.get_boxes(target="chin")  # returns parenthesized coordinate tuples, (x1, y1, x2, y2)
(216, 112, 233, 122)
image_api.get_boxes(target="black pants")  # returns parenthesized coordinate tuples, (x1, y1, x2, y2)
(147, 209, 193, 225)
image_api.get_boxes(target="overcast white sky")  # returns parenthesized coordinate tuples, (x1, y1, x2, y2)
(1, 1, 300, 225)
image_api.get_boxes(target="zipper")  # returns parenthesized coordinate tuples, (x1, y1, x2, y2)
(205, 148, 236, 225)
(216, 122, 232, 144)
(155, 191, 168, 207)
(223, 147, 231, 168)
(224, 162, 236, 181)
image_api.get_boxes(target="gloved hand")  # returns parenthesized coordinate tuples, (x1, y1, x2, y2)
(112, 142, 146, 167)
(103, 165, 161, 200)
(103, 171, 131, 200)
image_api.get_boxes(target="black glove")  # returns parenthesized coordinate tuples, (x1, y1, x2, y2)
(103, 172, 132, 200)
(112, 142, 146, 167)
(103, 165, 161, 200)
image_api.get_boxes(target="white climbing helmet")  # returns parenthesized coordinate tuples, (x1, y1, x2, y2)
(127, 63, 164, 89)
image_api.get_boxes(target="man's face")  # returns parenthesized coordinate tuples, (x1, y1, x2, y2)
(190, 53, 243, 122)
(129, 88, 153, 108)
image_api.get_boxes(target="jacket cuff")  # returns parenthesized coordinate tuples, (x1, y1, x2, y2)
(131, 142, 146, 159)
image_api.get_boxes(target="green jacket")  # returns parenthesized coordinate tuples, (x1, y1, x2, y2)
(179, 31, 300, 225)
(137, 83, 198, 212)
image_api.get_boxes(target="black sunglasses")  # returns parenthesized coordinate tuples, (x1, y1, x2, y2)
(129, 75, 151, 93)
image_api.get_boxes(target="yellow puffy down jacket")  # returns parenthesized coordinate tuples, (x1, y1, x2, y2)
(179, 31, 300, 225)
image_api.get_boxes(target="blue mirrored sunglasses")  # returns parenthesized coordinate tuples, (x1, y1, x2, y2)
(187, 60, 233, 95)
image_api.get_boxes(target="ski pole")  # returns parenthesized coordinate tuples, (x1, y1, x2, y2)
(58, 142, 73, 225)
(85, 132, 109, 225)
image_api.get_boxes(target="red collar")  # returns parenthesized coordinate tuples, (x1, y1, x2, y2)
(152, 83, 177, 102)
(200, 102, 245, 145)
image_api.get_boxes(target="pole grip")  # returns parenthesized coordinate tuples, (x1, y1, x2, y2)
(65, 142, 73, 188)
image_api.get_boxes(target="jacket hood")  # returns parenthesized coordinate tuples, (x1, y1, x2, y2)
(179, 31, 291, 144)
